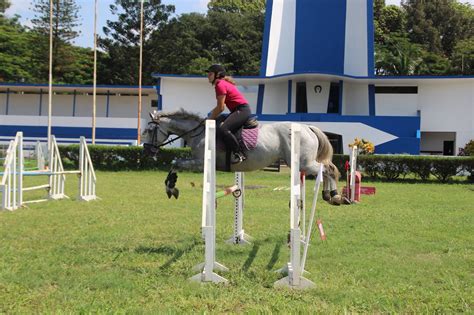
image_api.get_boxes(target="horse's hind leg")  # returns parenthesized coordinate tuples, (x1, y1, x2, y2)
(301, 160, 347, 206)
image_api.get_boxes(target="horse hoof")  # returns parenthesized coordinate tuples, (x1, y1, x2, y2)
(342, 196, 352, 205)
(329, 195, 342, 206)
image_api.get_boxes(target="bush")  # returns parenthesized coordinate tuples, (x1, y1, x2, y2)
(58, 144, 192, 171)
(459, 140, 474, 156)
(430, 157, 460, 182)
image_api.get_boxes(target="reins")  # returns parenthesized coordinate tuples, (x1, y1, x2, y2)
(147, 119, 206, 148)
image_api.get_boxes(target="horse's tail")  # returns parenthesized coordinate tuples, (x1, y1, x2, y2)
(307, 125, 333, 164)
(308, 125, 341, 182)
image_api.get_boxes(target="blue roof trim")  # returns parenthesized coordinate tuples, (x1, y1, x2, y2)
(0, 83, 156, 89)
(152, 72, 474, 81)
(260, 0, 273, 76)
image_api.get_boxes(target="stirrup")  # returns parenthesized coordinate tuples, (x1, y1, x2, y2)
(231, 152, 246, 164)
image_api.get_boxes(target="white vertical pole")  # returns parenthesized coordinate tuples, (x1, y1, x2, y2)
(137, 0, 144, 144)
(274, 123, 315, 289)
(18, 132, 23, 207)
(350, 146, 357, 202)
(47, 0, 53, 151)
(92, 0, 98, 144)
(190, 120, 228, 283)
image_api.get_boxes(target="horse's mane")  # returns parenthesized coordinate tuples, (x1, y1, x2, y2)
(159, 109, 204, 123)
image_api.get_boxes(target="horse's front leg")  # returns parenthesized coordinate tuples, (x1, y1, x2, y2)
(164, 157, 204, 199)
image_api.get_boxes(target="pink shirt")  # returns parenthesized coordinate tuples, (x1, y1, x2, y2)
(215, 79, 248, 112)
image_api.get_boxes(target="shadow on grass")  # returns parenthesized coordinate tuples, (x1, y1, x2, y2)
(242, 243, 260, 271)
(125, 238, 200, 270)
(266, 242, 283, 271)
(159, 240, 199, 270)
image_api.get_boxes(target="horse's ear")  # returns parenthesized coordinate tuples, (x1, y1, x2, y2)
(149, 110, 160, 121)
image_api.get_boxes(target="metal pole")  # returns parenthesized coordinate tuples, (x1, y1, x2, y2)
(137, 0, 144, 144)
(92, 0, 98, 144)
(47, 0, 53, 151)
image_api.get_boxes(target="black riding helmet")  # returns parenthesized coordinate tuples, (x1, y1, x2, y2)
(206, 64, 226, 82)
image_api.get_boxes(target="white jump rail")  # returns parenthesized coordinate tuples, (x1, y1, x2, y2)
(274, 123, 324, 290)
(349, 145, 358, 203)
(1, 132, 97, 210)
(0, 133, 22, 210)
(190, 119, 229, 284)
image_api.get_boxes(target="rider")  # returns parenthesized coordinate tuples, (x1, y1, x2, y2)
(207, 64, 251, 164)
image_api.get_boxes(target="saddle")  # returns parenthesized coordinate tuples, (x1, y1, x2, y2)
(216, 114, 259, 152)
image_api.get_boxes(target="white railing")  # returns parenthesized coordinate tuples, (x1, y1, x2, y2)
(1, 132, 97, 210)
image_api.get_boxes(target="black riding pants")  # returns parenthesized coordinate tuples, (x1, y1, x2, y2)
(216, 105, 251, 153)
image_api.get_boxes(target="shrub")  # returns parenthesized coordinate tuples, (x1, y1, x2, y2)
(429, 157, 460, 183)
(58, 144, 192, 171)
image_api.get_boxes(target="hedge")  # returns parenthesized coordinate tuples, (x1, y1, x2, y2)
(57, 144, 474, 182)
(58, 144, 192, 171)
(333, 154, 474, 183)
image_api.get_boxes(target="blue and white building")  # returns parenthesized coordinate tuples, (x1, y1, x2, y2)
(153, 0, 474, 155)
(0, 83, 158, 145)
(1, 0, 473, 154)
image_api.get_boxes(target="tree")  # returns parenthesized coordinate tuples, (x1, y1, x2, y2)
(375, 4, 406, 44)
(451, 38, 474, 74)
(0, 0, 10, 14)
(403, 0, 473, 57)
(375, 34, 424, 75)
(207, 0, 265, 14)
(31, 0, 82, 83)
(204, 0, 265, 75)
(99, 0, 174, 85)
(149, 13, 215, 75)
(0, 17, 37, 82)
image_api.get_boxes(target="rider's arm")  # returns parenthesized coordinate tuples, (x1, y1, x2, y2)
(209, 95, 226, 119)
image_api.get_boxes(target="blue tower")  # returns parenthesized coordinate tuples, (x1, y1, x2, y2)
(261, 0, 374, 77)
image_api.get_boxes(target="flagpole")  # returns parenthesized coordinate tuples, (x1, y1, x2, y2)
(137, 0, 144, 145)
(92, 0, 98, 144)
(47, 0, 53, 150)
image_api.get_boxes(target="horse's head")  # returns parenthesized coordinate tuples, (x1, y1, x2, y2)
(142, 111, 170, 156)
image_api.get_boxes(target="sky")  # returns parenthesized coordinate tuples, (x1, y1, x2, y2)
(5, 0, 474, 48)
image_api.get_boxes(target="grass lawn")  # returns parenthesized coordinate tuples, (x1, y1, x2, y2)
(0, 170, 472, 313)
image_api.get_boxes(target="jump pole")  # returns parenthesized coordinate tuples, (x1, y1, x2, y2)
(226, 172, 252, 245)
(190, 119, 229, 284)
(349, 145, 357, 203)
(274, 123, 322, 289)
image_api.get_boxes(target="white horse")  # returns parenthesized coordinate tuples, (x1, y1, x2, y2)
(143, 110, 349, 205)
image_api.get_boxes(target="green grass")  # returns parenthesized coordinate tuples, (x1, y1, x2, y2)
(0, 170, 473, 313)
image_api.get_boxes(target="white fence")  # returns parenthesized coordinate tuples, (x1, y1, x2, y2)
(1, 132, 97, 211)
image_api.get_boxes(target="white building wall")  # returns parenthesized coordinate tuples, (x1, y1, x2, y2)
(265, 0, 295, 76)
(344, 0, 368, 77)
(262, 81, 288, 114)
(375, 94, 418, 116)
(237, 85, 258, 114)
(8, 94, 39, 116)
(51, 95, 74, 116)
(161, 79, 258, 117)
(109, 95, 137, 118)
(418, 80, 474, 150)
(161, 79, 216, 116)
(343, 82, 369, 115)
(306, 81, 330, 113)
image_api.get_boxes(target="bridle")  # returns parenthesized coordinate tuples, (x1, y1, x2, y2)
(145, 118, 206, 150)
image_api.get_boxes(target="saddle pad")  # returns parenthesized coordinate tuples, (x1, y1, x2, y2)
(241, 127, 259, 151)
